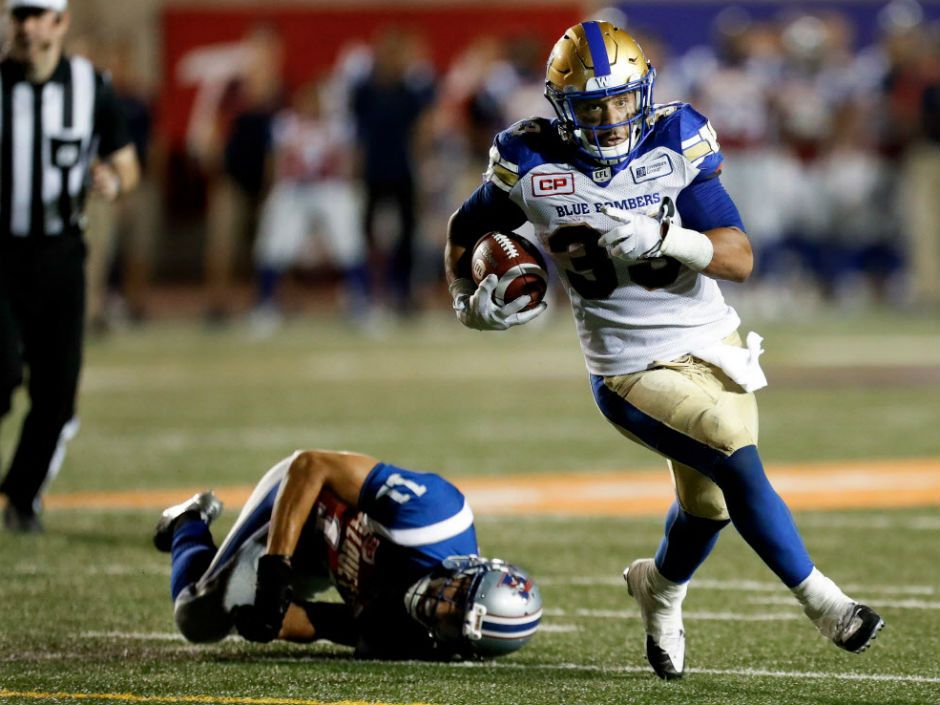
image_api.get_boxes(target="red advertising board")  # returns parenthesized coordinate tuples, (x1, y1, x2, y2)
(160, 4, 583, 146)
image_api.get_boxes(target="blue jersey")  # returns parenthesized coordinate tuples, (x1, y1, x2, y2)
(295, 462, 478, 658)
(204, 456, 477, 659)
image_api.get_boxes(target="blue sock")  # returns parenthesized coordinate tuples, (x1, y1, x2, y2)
(342, 263, 371, 317)
(655, 501, 730, 583)
(169, 519, 216, 601)
(712, 446, 814, 587)
(256, 267, 282, 305)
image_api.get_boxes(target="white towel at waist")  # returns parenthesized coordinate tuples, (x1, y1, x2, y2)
(690, 331, 768, 393)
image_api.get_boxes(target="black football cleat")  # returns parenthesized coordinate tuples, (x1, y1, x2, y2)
(831, 603, 885, 653)
(153, 490, 223, 552)
(3, 503, 43, 533)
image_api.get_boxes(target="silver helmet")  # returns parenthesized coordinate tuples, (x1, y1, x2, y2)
(404, 555, 543, 658)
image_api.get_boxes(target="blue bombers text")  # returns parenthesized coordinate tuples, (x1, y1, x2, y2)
(554, 193, 662, 219)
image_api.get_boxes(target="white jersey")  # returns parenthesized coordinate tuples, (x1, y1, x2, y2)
(483, 104, 741, 376)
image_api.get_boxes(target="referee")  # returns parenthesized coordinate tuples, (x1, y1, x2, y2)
(0, 0, 139, 532)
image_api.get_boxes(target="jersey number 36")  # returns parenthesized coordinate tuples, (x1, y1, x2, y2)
(547, 224, 681, 296)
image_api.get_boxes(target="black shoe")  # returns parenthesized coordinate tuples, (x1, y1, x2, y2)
(831, 603, 885, 653)
(153, 491, 223, 552)
(3, 503, 43, 533)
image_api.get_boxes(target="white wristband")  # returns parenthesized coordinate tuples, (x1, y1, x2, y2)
(659, 224, 714, 271)
(449, 278, 475, 310)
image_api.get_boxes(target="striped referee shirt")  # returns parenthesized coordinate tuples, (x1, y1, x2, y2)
(0, 54, 130, 240)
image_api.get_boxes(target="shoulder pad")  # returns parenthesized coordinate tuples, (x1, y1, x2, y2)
(485, 118, 562, 192)
(649, 103, 723, 176)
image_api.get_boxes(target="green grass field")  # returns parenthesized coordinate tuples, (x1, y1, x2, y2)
(1, 306, 938, 705)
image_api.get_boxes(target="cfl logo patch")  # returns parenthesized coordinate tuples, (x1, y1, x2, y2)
(532, 172, 575, 197)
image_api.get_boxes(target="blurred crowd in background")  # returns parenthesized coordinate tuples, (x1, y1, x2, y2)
(26, 0, 940, 334)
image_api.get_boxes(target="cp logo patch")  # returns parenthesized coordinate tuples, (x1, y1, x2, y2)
(532, 172, 575, 197)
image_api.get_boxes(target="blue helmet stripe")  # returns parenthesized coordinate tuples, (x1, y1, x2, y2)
(582, 21, 611, 77)
(481, 616, 542, 634)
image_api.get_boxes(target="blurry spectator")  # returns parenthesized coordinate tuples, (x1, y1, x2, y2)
(815, 103, 898, 302)
(83, 38, 158, 331)
(250, 79, 370, 336)
(189, 25, 284, 325)
(351, 28, 435, 317)
(689, 10, 797, 304)
(877, 6, 940, 308)
(109, 39, 158, 325)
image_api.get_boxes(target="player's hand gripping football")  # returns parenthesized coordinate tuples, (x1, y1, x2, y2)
(598, 199, 673, 263)
(232, 554, 293, 643)
(451, 275, 546, 331)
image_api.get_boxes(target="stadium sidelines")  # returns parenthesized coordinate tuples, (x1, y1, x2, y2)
(43, 457, 940, 516)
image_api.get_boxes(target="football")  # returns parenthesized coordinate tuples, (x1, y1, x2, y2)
(471, 232, 548, 311)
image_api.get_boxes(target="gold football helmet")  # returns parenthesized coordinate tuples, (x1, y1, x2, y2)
(545, 21, 656, 164)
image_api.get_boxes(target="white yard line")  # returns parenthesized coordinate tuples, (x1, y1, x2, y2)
(70, 631, 940, 686)
(448, 660, 940, 684)
(542, 608, 800, 621)
(537, 575, 937, 595)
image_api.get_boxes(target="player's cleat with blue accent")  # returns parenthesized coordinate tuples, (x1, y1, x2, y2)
(153, 490, 223, 552)
(828, 603, 885, 653)
(624, 558, 688, 680)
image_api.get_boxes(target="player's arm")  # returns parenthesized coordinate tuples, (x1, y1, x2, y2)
(696, 225, 752, 282)
(91, 74, 141, 202)
(91, 144, 140, 203)
(233, 450, 376, 643)
(445, 182, 546, 330)
(266, 450, 374, 556)
(600, 176, 752, 283)
(277, 602, 357, 645)
(675, 174, 752, 282)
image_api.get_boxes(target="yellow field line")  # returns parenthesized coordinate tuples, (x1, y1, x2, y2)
(0, 690, 433, 705)
(43, 457, 940, 516)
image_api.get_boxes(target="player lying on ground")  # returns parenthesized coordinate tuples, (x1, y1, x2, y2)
(445, 20, 883, 679)
(153, 449, 542, 659)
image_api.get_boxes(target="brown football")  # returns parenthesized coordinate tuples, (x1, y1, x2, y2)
(471, 232, 548, 311)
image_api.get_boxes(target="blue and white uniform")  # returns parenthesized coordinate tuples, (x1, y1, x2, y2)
(169, 454, 477, 656)
(456, 105, 745, 375)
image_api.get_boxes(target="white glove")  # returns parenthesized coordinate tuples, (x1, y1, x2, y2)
(450, 276, 547, 331)
(598, 206, 664, 263)
(600, 204, 714, 271)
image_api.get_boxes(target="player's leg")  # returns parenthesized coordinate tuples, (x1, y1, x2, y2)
(0, 287, 26, 530)
(170, 453, 300, 643)
(657, 461, 730, 582)
(390, 176, 417, 314)
(315, 182, 370, 319)
(253, 183, 307, 309)
(595, 348, 882, 667)
(0, 241, 85, 529)
(597, 354, 816, 584)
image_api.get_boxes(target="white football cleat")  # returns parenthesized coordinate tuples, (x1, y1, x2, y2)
(813, 602, 885, 653)
(623, 558, 688, 680)
(153, 490, 223, 552)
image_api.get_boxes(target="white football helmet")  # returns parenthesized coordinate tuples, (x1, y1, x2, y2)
(545, 20, 656, 164)
(404, 555, 543, 658)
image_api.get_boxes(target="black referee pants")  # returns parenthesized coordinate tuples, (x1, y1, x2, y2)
(0, 236, 85, 512)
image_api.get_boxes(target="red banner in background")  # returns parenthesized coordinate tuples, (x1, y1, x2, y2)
(160, 4, 583, 148)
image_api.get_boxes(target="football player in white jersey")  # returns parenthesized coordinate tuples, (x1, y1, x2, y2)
(445, 21, 883, 679)
(153, 449, 542, 660)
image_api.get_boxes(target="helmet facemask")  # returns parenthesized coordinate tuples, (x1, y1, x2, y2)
(404, 555, 542, 658)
